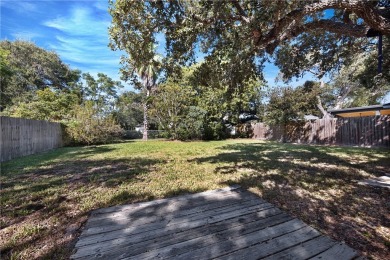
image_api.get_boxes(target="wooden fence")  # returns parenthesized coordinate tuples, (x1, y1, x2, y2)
(252, 116, 390, 147)
(1, 116, 63, 162)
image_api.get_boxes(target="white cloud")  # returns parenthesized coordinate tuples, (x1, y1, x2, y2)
(43, 6, 109, 36)
(42, 4, 124, 83)
(1, 1, 38, 14)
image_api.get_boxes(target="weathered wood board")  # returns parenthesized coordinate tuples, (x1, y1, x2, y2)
(71, 186, 360, 260)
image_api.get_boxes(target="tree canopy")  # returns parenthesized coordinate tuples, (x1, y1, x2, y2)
(0, 40, 81, 110)
(109, 0, 390, 85)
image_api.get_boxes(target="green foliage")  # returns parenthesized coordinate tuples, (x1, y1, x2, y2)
(203, 121, 228, 141)
(330, 36, 390, 107)
(151, 78, 197, 139)
(0, 41, 126, 145)
(81, 72, 123, 114)
(150, 75, 209, 140)
(109, 1, 389, 117)
(0, 40, 81, 109)
(63, 102, 123, 146)
(276, 36, 390, 109)
(149, 64, 262, 140)
(265, 83, 320, 126)
(109, 1, 389, 89)
(275, 32, 367, 81)
(0, 47, 13, 110)
(109, 1, 159, 86)
(3, 88, 80, 121)
(114, 91, 143, 130)
(0, 47, 11, 75)
(176, 106, 207, 140)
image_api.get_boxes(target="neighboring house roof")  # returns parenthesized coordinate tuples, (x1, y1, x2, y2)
(328, 103, 390, 117)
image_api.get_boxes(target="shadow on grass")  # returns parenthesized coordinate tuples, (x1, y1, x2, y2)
(1, 145, 118, 178)
(189, 142, 390, 258)
(0, 152, 166, 259)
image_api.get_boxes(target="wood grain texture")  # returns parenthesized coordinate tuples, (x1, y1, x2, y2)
(71, 187, 360, 260)
(1, 116, 62, 162)
(252, 115, 390, 147)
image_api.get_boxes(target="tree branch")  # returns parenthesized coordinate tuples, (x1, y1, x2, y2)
(304, 0, 390, 33)
(317, 95, 330, 118)
(192, 13, 246, 25)
(261, 20, 369, 54)
(231, 0, 250, 23)
(253, 0, 389, 53)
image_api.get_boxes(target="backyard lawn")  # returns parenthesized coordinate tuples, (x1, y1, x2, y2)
(1, 139, 389, 259)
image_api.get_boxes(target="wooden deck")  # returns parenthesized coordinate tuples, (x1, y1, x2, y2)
(71, 186, 360, 260)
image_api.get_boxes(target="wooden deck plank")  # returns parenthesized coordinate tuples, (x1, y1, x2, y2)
(123, 219, 307, 260)
(89, 187, 256, 221)
(74, 206, 282, 254)
(92, 185, 242, 215)
(76, 202, 275, 247)
(79, 200, 273, 238)
(88, 192, 242, 223)
(73, 212, 292, 259)
(85, 194, 262, 229)
(71, 187, 360, 260)
(309, 242, 359, 259)
(261, 235, 338, 259)
(216, 226, 321, 260)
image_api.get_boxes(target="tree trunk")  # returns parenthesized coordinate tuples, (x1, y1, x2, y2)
(317, 95, 331, 119)
(317, 80, 331, 119)
(142, 89, 150, 141)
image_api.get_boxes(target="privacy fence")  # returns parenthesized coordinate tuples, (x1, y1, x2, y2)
(1, 116, 63, 162)
(252, 115, 390, 147)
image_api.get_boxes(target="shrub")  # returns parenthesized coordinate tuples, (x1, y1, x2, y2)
(204, 121, 228, 140)
(176, 106, 207, 140)
(63, 103, 123, 145)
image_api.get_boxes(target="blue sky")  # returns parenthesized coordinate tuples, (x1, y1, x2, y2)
(1, 0, 126, 86)
(0, 0, 319, 92)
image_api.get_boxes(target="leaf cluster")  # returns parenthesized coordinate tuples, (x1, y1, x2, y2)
(0, 40, 81, 109)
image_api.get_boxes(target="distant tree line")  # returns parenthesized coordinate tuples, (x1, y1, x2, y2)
(1, 36, 389, 144)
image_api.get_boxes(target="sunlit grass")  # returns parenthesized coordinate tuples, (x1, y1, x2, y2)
(1, 139, 389, 259)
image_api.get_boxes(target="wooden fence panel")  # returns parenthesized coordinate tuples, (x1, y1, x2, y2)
(1, 116, 63, 162)
(334, 116, 390, 147)
(252, 116, 389, 147)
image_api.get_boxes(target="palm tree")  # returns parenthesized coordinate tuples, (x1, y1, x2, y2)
(136, 54, 161, 140)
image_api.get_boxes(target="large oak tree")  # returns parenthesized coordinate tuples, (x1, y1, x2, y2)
(109, 0, 389, 76)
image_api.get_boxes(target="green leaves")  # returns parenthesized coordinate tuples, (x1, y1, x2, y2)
(265, 83, 321, 126)
(5, 88, 79, 121)
(0, 40, 81, 109)
(330, 36, 390, 107)
(82, 72, 122, 112)
(109, 0, 389, 91)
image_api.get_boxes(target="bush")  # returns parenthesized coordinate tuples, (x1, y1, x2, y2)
(176, 106, 207, 140)
(204, 121, 228, 140)
(63, 103, 123, 145)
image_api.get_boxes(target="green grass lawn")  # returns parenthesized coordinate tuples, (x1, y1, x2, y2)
(1, 139, 389, 259)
